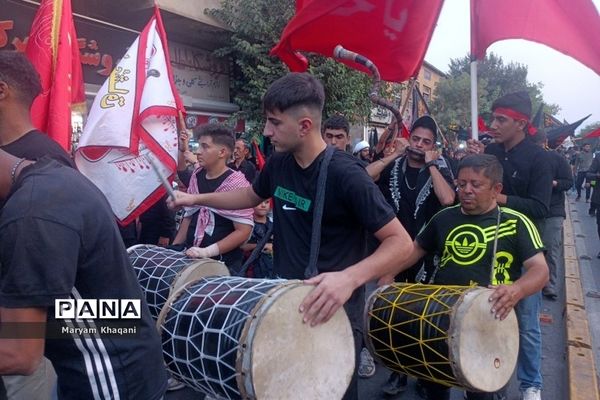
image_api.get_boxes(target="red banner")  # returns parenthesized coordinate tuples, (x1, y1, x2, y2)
(25, 0, 85, 151)
(471, 0, 600, 76)
(271, 0, 444, 83)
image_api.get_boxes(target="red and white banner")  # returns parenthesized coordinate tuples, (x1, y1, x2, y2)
(25, 0, 85, 151)
(471, 0, 600, 76)
(271, 0, 444, 83)
(75, 6, 185, 225)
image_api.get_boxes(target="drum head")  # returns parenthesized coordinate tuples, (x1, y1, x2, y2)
(249, 285, 355, 400)
(450, 288, 519, 392)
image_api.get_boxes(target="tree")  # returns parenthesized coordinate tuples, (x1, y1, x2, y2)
(208, 0, 374, 137)
(431, 53, 560, 136)
(579, 121, 600, 136)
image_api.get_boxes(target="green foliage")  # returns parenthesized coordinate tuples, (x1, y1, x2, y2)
(208, 0, 374, 138)
(431, 52, 560, 135)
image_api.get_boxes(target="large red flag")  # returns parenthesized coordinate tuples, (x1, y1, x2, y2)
(271, 0, 444, 83)
(471, 0, 600, 76)
(25, 0, 85, 151)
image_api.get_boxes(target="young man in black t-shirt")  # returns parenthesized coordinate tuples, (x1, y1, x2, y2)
(172, 124, 254, 273)
(0, 150, 167, 399)
(168, 72, 412, 400)
(383, 155, 548, 400)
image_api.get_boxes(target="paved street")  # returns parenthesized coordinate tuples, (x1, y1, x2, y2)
(167, 192, 600, 399)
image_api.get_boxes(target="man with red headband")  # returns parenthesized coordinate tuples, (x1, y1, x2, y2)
(468, 91, 552, 400)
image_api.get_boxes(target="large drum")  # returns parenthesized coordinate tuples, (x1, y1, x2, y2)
(159, 276, 355, 400)
(366, 283, 518, 392)
(127, 244, 229, 320)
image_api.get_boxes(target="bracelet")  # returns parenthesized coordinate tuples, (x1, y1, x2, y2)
(10, 158, 26, 184)
(425, 161, 438, 170)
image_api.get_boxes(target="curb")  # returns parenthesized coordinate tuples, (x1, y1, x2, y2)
(564, 201, 599, 400)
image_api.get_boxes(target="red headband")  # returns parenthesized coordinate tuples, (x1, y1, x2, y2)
(493, 107, 537, 135)
(493, 107, 530, 122)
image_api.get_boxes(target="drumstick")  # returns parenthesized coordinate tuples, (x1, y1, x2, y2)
(146, 154, 176, 200)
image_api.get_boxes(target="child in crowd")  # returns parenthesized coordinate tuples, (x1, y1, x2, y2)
(241, 199, 274, 278)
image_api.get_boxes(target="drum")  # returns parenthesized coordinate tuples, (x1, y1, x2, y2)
(127, 244, 229, 320)
(366, 283, 518, 392)
(159, 276, 355, 400)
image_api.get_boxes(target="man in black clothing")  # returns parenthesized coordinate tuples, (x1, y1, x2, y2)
(366, 115, 455, 395)
(168, 72, 412, 400)
(0, 150, 168, 399)
(531, 130, 573, 300)
(382, 154, 548, 400)
(467, 91, 552, 400)
(228, 138, 257, 183)
(323, 114, 351, 152)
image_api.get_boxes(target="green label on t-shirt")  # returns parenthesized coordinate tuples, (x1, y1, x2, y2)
(274, 186, 311, 212)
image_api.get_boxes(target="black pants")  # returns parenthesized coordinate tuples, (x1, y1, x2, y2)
(420, 379, 503, 400)
(596, 207, 600, 241)
(342, 286, 365, 400)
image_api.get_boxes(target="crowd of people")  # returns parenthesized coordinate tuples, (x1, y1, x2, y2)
(0, 49, 596, 400)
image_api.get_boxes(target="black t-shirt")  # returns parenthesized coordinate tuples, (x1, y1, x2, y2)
(1, 130, 75, 168)
(0, 159, 167, 400)
(228, 159, 256, 184)
(485, 138, 552, 221)
(252, 149, 395, 279)
(417, 205, 544, 286)
(191, 168, 244, 272)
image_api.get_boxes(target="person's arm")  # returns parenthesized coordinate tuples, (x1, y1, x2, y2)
(0, 307, 46, 374)
(172, 216, 191, 245)
(299, 217, 412, 326)
(168, 186, 263, 211)
(425, 151, 455, 206)
(377, 241, 426, 286)
(554, 153, 574, 192)
(488, 252, 548, 320)
(177, 131, 190, 172)
(186, 221, 252, 258)
(365, 138, 407, 181)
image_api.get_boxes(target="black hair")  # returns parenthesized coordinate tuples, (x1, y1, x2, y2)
(235, 138, 251, 150)
(262, 73, 325, 114)
(0, 51, 42, 107)
(323, 115, 350, 135)
(530, 128, 547, 145)
(457, 154, 503, 185)
(410, 115, 438, 140)
(193, 123, 235, 152)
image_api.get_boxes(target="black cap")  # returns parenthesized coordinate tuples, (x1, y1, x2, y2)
(492, 91, 532, 119)
(411, 115, 438, 139)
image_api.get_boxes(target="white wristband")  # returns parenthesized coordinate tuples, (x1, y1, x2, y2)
(204, 243, 220, 258)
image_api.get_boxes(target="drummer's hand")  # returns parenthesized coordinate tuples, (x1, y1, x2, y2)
(488, 284, 522, 320)
(393, 138, 409, 157)
(186, 243, 219, 258)
(300, 271, 355, 326)
(466, 139, 484, 155)
(166, 191, 195, 209)
(377, 274, 395, 286)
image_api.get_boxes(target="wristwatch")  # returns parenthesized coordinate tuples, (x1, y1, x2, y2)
(425, 161, 439, 169)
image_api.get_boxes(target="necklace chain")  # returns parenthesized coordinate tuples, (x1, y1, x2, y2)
(404, 175, 416, 191)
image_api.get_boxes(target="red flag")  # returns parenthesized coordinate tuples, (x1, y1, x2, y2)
(25, 0, 85, 151)
(478, 116, 489, 133)
(471, 0, 600, 76)
(400, 122, 410, 139)
(271, 0, 444, 83)
(252, 141, 266, 171)
(585, 127, 600, 138)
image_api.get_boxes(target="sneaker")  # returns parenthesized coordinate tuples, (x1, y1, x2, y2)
(358, 347, 376, 378)
(167, 377, 185, 392)
(542, 287, 558, 300)
(521, 387, 541, 400)
(382, 372, 407, 396)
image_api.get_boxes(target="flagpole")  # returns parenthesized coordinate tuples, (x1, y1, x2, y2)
(470, 60, 478, 140)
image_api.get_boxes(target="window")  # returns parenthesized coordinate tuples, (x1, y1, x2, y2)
(424, 69, 432, 80)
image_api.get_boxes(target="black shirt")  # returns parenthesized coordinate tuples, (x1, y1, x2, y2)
(252, 149, 395, 279)
(485, 138, 552, 221)
(545, 150, 574, 218)
(0, 159, 167, 400)
(417, 205, 544, 286)
(228, 159, 256, 184)
(1, 130, 75, 168)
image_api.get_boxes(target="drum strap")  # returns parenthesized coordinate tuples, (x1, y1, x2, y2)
(236, 223, 273, 277)
(305, 146, 335, 279)
(489, 206, 502, 283)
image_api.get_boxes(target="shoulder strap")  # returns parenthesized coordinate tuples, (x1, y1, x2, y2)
(304, 146, 335, 279)
(236, 222, 273, 277)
